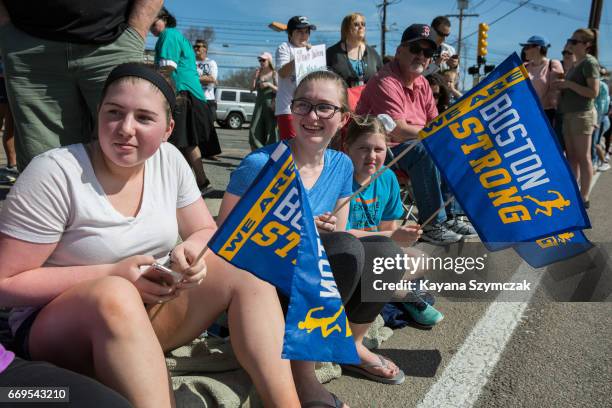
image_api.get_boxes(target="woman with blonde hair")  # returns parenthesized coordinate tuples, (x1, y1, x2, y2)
(555, 28, 600, 208)
(249, 52, 278, 150)
(326, 12, 382, 88)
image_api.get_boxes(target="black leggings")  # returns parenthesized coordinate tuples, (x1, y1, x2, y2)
(0, 357, 133, 407)
(281, 232, 404, 325)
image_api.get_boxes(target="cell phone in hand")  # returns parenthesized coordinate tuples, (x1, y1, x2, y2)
(144, 262, 183, 286)
(152, 262, 183, 284)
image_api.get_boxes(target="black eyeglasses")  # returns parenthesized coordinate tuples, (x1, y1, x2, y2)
(566, 38, 586, 45)
(194, 45, 205, 49)
(291, 99, 343, 119)
(434, 27, 450, 38)
(408, 43, 435, 58)
(258, 58, 266, 62)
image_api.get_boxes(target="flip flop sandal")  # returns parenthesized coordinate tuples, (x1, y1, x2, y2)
(342, 354, 406, 385)
(302, 392, 344, 408)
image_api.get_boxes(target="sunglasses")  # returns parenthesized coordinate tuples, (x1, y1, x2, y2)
(194, 45, 206, 49)
(408, 43, 435, 58)
(434, 27, 450, 38)
(258, 58, 266, 62)
(566, 38, 586, 45)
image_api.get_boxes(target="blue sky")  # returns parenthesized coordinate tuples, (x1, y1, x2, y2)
(150, 0, 611, 81)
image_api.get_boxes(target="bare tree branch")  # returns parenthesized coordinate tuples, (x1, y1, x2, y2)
(183, 26, 215, 44)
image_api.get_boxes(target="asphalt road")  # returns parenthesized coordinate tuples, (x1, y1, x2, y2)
(1, 126, 610, 408)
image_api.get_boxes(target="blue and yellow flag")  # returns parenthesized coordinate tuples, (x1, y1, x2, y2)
(419, 53, 590, 250)
(209, 142, 359, 364)
(514, 230, 593, 268)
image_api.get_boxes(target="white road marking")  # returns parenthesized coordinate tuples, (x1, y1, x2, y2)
(416, 263, 544, 408)
(417, 172, 602, 408)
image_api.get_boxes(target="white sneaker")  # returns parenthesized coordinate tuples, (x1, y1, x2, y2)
(598, 162, 611, 172)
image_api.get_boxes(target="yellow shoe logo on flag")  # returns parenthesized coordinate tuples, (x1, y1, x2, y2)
(298, 306, 353, 338)
(536, 232, 576, 248)
(523, 190, 570, 217)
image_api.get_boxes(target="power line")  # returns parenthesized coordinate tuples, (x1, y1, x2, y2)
(501, 0, 583, 22)
(470, 0, 489, 11)
(478, 0, 504, 16)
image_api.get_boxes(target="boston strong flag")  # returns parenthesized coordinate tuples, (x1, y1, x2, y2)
(514, 230, 593, 268)
(208, 142, 359, 364)
(419, 53, 591, 264)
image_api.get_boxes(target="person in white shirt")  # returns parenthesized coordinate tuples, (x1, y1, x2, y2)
(424, 16, 458, 76)
(275, 15, 316, 140)
(0, 63, 300, 408)
(194, 39, 218, 119)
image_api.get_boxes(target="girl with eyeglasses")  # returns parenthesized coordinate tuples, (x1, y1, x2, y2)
(249, 52, 279, 150)
(219, 70, 406, 407)
(555, 28, 601, 208)
(326, 13, 383, 88)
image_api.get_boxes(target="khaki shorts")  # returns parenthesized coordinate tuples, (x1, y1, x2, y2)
(563, 110, 596, 140)
(0, 23, 145, 170)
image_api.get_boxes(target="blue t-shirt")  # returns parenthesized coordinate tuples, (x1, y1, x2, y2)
(155, 28, 206, 101)
(349, 58, 364, 79)
(348, 169, 404, 231)
(227, 142, 353, 215)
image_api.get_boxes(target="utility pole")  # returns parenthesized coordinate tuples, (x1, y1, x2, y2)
(381, 0, 388, 57)
(446, 0, 478, 57)
(588, 0, 603, 29)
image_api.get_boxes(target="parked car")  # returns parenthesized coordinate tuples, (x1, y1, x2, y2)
(215, 87, 257, 129)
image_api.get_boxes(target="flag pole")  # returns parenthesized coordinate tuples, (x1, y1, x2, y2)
(193, 246, 209, 266)
(332, 140, 421, 216)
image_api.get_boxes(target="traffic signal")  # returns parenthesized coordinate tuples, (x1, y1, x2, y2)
(477, 23, 489, 58)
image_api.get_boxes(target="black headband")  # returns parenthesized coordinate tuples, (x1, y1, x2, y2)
(103, 63, 176, 111)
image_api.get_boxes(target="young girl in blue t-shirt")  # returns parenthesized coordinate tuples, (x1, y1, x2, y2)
(219, 70, 409, 405)
(344, 115, 444, 328)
